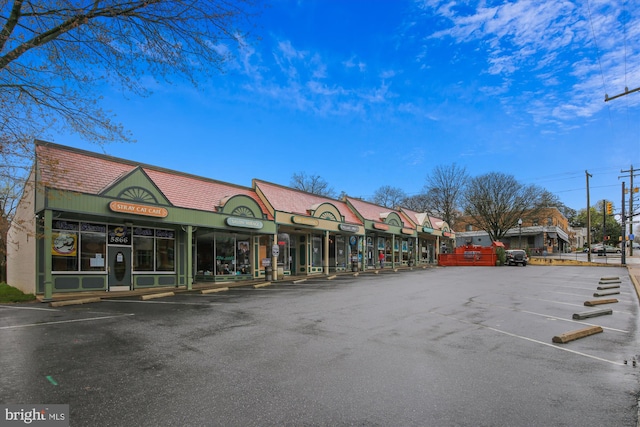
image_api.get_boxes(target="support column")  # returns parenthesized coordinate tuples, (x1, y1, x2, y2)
(272, 233, 278, 281)
(43, 210, 53, 302)
(391, 235, 396, 269)
(186, 225, 193, 291)
(324, 230, 330, 275)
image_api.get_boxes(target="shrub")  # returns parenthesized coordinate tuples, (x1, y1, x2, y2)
(0, 283, 36, 303)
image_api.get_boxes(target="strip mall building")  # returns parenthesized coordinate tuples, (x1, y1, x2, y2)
(7, 141, 454, 299)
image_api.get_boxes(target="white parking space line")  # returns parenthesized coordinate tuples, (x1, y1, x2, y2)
(430, 310, 625, 366)
(473, 300, 629, 333)
(0, 314, 134, 330)
(102, 299, 221, 306)
(512, 295, 634, 315)
(486, 326, 625, 366)
(501, 294, 586, 308)
(0, 304, 59, 312)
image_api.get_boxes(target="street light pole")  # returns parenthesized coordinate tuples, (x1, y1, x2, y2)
(518, 218, 522, 248)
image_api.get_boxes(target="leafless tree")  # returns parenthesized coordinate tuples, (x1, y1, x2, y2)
(462, 172, 544, 242)
(402, 193, 430, 212)
(1, 0, 260, 176)
(422, 163, 468, 226)
(290, 172, 337, 197)
(370, 185, 406, 209)
(1, 0, 261, 270)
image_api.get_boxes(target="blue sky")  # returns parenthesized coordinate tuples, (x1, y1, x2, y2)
(51, 0, 640, 213)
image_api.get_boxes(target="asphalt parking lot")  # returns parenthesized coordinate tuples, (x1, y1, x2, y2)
(1, 266, 640, 426)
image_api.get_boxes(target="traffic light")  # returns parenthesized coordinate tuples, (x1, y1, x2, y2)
(606, 202, 613, 215)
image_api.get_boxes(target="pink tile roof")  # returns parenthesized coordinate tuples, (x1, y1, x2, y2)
(36, 142, 272, 218)
(400, 207, 447, 230)
(347, 197, 417, 227)
(399, 207, 423, 228)
(345, 197, 401, 224)
(254, 180, 362, 225)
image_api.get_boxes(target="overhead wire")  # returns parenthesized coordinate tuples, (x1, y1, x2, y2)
(586, 0, 614, 128)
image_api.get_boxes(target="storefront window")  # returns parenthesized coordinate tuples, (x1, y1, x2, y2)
(311, 234, 323, 267)
(155, 229, 175, 272)
(133, 227, 154, 272)
(51, 220, 79, 272)
(402, 239, 409, 263)
(133, 235, 154, 271)
(80, 223, 107, 271)
(385, 239, 391, 263)
(277, 233, 290, 272)
(236, 237, 251, 275)
(130, 227, 175, 273)
(196, 232, 214, 275)
(336, 235, 346, 268)
(196, 232, 253, 277)
(52, 227, 79, 271)
(216, 234, 235, 275)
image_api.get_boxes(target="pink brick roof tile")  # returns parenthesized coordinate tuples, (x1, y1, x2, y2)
(346, 197, 396, 225)
(36, 142, 272, 219)
(254, 180, 362, 225)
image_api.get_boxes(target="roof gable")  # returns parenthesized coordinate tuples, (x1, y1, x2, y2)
(35, 141, 272, 218)
(254, 180, 361, 225)
(101, 167, 171, 206)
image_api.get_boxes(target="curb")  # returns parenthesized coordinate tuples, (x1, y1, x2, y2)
(201, 287, 229, 294)
(140, 292, 174, 301)
(49, 297, 101, 307)
(552, 326, 603, 344)
(584, 298, 618, 306)
(572, 308, 613, 320)
(253, 282, 271, 289)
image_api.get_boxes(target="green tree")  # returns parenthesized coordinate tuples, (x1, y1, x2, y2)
(573, 202, 622, 244)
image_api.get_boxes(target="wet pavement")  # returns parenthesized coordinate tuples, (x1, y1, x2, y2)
(2, 265, 640, 426)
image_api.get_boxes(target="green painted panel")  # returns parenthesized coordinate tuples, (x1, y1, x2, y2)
(44, 189, 276, 233)
(101, 168, 170, 205)
(218, 195, 263, 218)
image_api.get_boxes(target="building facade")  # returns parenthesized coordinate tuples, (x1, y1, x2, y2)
(8, 141, 449, 297)
(253, 180, 365, 277)
(7, 141, 277, 299)
(454, 208, 571, 253)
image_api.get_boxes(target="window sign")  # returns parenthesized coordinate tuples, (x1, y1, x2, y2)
(108, 225, 131, 245)
(81, 222, 106, 233)
(90, 254, 105, 268)
(53, 232, 77, 256)
(156, 229, 175, 239)
(53, 220, 79, 231)
(133, 227, 154, 237)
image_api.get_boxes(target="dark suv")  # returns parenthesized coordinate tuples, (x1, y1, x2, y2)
(505, 249, 528, 266)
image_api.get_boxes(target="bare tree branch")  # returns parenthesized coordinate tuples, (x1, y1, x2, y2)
(462, 172, 544, 241)
(370, 185, 406, 209)
(290, 172, 337, 197)
(422, 163, 468, 226)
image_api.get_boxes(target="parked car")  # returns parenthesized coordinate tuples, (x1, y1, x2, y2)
(505, 249, 528, 266)
(590, 244, 604, 253)
(596, 245, 621, 255)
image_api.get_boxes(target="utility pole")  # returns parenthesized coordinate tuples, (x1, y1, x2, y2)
(586, 170, 592, 263)
(605, 86, 640, 102)
(603, 199, 607, 257)
(622, 181, 626, 265)
(620, 165, 638, 256)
